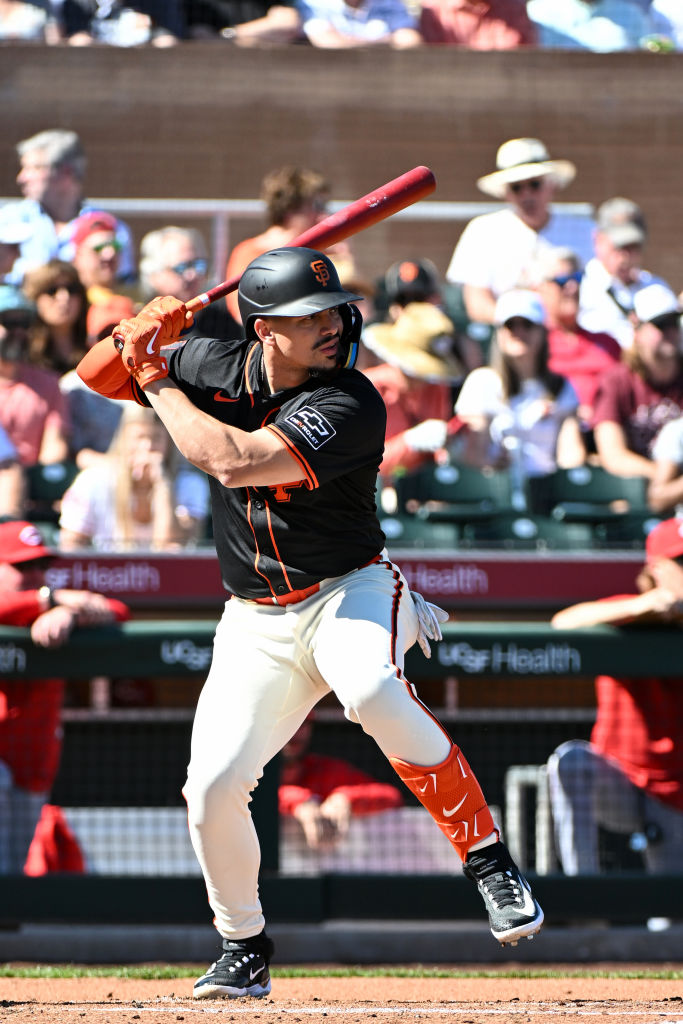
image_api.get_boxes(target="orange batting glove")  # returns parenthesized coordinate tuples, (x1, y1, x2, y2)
(114, 296, 193, 388)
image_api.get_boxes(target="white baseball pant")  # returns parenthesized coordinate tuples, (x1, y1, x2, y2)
(182, 558, 453, 939)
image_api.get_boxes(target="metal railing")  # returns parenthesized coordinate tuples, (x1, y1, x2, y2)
(0, 197, 594, 278)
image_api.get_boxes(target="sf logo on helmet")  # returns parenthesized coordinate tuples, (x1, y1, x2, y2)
(310, 260, 330, 286)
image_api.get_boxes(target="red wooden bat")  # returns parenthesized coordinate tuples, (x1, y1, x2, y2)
(185, 165, 436, 315)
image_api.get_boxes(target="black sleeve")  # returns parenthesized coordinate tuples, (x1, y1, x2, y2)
(271, 372, 386, 487)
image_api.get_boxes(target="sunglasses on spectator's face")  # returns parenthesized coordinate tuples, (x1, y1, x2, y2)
(171, 258, 208, 276)
(651, 314, 681, 332)
(552, 271, 584, 287)
(42, 282, 81, 297)
(509, 178, 544, 195)
(90, 238, 122, 254)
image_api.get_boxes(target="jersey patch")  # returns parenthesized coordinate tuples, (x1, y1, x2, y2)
(284, 406, 337, 449)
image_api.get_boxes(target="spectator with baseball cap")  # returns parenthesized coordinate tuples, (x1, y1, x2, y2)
(534, 245, 621, 444)
(454, 288, 585, 481)
(70, 210, 136, 312)
(371, 257, 482, 372)
(578, 197, 669, 350)
(0, 518, 130, 873)
(445, 137, 595, 332)
(548, 516, 683, 881)
(592, 282, 683, 481)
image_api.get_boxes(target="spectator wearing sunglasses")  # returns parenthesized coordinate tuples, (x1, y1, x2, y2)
(2, 129, 135, 287)
(534, 246, 621, 447)
(138, 225, 241, 342)
(593, 283, 683, 481)
(578, 198, 668, 351)
(445, 138, 595, 335)
(0, 284, 69, 468)
(70, 211, 135, 311)
(22, 260, 89, 376)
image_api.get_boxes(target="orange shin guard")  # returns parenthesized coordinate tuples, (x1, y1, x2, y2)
(389, 744, 496, 861)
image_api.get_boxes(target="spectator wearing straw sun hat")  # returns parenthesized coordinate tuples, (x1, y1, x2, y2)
(362, 301, 466, 480)
(446, 137, 595, 331)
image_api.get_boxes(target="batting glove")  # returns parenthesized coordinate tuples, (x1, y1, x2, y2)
(404, 419, 449, 453)
(410, 589, 448, 659)
(114, 296, 192, 388)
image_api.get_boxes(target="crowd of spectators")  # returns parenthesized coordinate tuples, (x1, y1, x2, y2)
(3, 126, 683, 551)
(2, 120, 682, 890)
(1, 0, 682, 50)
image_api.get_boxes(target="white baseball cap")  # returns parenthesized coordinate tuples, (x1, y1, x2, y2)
(494, 289, 546, 327)
(633, 283, 681, 326)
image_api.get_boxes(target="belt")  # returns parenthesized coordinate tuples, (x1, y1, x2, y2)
(252, 554, 383, 607)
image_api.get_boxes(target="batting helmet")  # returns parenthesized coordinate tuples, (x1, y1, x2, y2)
(238, 247, 362, 336)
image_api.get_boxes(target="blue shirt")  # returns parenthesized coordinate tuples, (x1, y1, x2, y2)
(0, 198, 136, 285)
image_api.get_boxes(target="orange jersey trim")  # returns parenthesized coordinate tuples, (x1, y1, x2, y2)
(266, 424, 319, 489)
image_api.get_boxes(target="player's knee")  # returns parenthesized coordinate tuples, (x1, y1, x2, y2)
(345, 675, 400, 738)
(184, 764, 252, 822)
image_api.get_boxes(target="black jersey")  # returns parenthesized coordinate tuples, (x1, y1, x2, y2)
(168, 335, 387, 600)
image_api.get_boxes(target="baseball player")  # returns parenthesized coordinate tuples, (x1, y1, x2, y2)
(77, 247, 543, 999)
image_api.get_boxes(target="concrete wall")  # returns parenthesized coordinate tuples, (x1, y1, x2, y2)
(1, 44, 682, 286)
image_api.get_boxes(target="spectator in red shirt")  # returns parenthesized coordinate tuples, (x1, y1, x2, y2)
(419, 0, 536, 47)
(280, 714, 402, 849)
(0, 518, 129, 873)
(535, 246, 621, 446)
(547, 517, 683, 875)
(592, 282, 683, 479)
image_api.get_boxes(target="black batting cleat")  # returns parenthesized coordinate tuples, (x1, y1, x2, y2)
(193, 930, 274, 999)
(463, 840, 544, 946)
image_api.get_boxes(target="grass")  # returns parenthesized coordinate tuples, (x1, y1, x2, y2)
(1, 965, 682, 980)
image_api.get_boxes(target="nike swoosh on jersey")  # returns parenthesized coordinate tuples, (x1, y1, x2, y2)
(213, 390, 239, 403)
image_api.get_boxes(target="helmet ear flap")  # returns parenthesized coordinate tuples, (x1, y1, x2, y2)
(339, 303, 363, 370)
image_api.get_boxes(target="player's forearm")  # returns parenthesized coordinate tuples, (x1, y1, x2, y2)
(551, 591, 667, 629)
(143, 379, 301, 488)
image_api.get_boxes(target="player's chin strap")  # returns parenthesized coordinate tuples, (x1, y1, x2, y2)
(339, 303, 363, 370)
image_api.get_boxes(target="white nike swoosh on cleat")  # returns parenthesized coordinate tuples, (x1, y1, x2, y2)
(249, 967, 263, 981)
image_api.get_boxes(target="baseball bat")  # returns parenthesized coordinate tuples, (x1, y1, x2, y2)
(185, 165, 436, 315)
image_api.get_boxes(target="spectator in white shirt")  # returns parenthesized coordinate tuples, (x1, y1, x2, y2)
(446, 137, 594, 330)
(455, 289, 585, 481)
(578, 197, 668, 350)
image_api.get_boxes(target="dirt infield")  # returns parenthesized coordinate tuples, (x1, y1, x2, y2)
(2, 969, 683, 1023)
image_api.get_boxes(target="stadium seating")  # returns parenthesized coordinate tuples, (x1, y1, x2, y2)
(394, 462, 521, 523)
(526, 465, 650, 523)
(460, 512, 595, 551)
